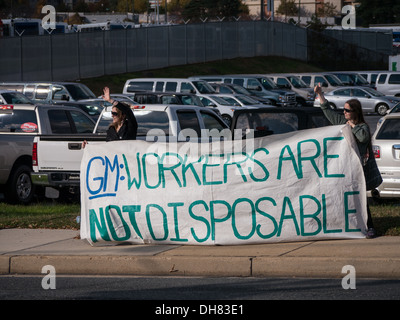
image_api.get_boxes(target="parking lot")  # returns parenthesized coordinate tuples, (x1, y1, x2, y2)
(1, 69, 399, 206)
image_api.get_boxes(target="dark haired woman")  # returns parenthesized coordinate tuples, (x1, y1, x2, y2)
(101, 87, 138, 141)
(314, 84, 376, 238)
(82, 87, 137, 147)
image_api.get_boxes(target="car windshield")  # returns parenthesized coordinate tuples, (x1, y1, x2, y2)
(325, 75, 343, 86)
(192, 81, 215, 94)
(232, 95, 260, 105)
(376, 118, 400, 139)
(288, 76, 309, 88)
(257, 77, 278, 90)
(363, 88, 384, 97)
(97, 109, 170, 136)
(231, 84, 252, 95)
(64, 84, 96, 100)
(209, 95, 232, 105)
(352, 74, 369, 85)
(389, 103, 400, 113)
(81, 103, 103, 117)
(178, 95, 203, 107)
(0, 109, 38, 133)
(0, 92, 33, 104)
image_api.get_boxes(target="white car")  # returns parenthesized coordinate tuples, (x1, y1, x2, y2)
(370, 113, 400, 199)
(196, 94, 249, 127)
(215, 93, 271, 109)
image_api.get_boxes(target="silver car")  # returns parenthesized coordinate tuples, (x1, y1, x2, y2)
(314, 86, 400, 115)
(370, 113, 400, 199)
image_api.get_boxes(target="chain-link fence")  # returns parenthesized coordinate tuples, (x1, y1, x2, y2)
(0, 20, 392, 82)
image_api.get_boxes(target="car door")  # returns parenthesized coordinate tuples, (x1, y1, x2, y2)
(329, 88, 351, 109)
(351, 88, 374, 112)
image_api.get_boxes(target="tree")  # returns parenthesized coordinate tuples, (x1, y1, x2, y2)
(116, 0, 148, 13)
(168, 0, 191, 14)
(306, 14, 328, 32)
(182, 0, 248, 21)
(357, 0, 400, 27)
(276, 0, 298, 16)
(317, 2, 338, 17)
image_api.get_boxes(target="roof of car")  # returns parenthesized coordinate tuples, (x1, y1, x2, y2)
(0, 89, 26, 94)
(380, 113, 400, 120)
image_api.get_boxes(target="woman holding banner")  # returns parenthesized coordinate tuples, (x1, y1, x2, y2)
(314, 84, 376, 239)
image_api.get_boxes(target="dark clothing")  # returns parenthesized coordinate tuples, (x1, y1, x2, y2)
(320, 101, 374, 229)
(106, 119, 137, 141)
(106, 105, 138, 141)
(320, 101, 370, 157)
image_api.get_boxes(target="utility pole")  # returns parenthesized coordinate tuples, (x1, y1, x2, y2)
(261, 0, 264, 20)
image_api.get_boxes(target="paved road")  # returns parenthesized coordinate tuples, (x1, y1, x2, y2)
(1, 275, 399, 301)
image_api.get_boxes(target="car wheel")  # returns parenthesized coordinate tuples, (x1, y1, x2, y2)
(221, 115, 232, 127)
(376, 103, 388, 116)
(329, 103, 337, 110)
(5, 164, 35, 204)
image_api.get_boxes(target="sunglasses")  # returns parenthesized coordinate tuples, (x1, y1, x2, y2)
(111, 111, 119, 116)
(344, 108, 354, 113)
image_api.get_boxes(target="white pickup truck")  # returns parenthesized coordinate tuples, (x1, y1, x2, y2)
(32, 104, 229, 198)
(32, 104, 334, 199)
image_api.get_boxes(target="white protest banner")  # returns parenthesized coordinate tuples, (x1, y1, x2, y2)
(80, 125, 367, 246)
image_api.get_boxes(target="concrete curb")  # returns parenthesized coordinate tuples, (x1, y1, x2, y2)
(2, 255, 400, 278)
(1, 229, 400, 279)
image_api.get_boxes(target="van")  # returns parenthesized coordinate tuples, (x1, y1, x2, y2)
(375, 72, 400, 96)
(122, 78, 216, 95)
(293, 73, 344, 93)
(189, 75, 297, 107)
(266, 73, 315, 106)
(354, 71, 384, 86)
(327, 71, 374, 88)
(0, 82, 97, 104)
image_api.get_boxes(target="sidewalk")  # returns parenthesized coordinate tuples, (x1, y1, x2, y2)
(0, 228, 399, 278)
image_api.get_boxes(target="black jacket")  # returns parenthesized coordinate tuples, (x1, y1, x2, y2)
(106, 103, 138, 141)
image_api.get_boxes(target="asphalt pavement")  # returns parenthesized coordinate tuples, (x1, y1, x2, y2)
(0, 228, 399, 279)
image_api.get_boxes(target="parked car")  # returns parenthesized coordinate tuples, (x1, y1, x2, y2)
(52, 101, 105, 121)
(375, 71, 400, 96)
(388, 102, 400, 114)
(122, 78, 216, 95)
(370, 113, 400, 199)
(196, 94, 250, 126)
(231, 106, 337, 139)
(189, 75, 297, 107)
(354, 71, 384, 86)
(0, 82, 97, 104)
(215, 93, 269, 108)
(128, 91, 205, 107)
(94, 104, 229, 142)
(328, 71, 373, 88)
(0, 104, 96, 203)
(0, 90, 34, 105)
(109, 93, 137, 103)
(293, 73, 344, 92)
(207, 82, 272, 105)
(314, 86, 400, 115)
(266, 74, 315, 106)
